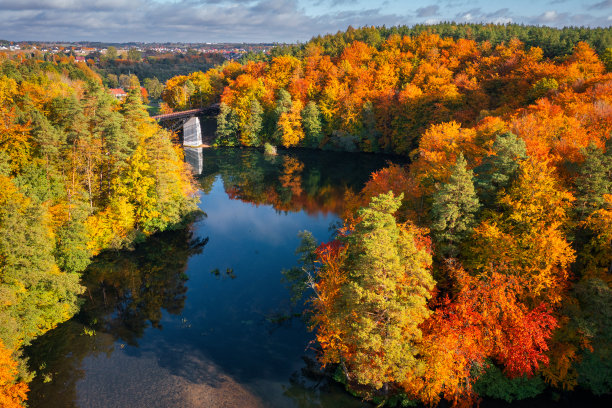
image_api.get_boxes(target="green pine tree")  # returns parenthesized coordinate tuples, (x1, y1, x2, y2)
(574, 142, 612, 218)
(301, 101, 323, 148)
(272, 89, 292, 144)
(431, 153, 480, 257)
(242, 99, 263, 147)
(336, 192, 435, 391)
(215, 103, 239, 146)
(475, 132, 527, 207)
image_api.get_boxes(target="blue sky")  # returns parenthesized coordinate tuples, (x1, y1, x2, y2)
(0, 0, 610, 43)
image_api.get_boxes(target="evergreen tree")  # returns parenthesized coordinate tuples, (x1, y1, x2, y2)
(120, 88, 148, 123)
(242, 99, 263, 147)
(215, 103, 239, 146)
(431, 154, 480, 257)
(475, 132, 527, 207)
(55, 207, 92, 274)
(272, 89, 292, 144)
(29, 110, 64, 166)
(301, 101, 323, 148)
(601, 48, 612, 72)
(574, 142, 612, 218)
(333, 192, 435, 391)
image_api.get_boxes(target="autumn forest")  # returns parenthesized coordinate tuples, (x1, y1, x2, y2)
(1, 22, 612, 407)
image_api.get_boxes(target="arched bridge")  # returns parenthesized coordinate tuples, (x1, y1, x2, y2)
(152, 103, 220, 147)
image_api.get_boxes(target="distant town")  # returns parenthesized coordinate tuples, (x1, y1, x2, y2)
(0, 40, 280, 61)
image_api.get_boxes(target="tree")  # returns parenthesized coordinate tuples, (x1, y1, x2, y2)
(105, 46, 117, 61)
(528, 78, 558, 102)
(474, 132, 528, 207)
(0, 340, 28, 408)
(127, 48, 142, 62)
(469, 159, 575, 305)
(602, 48, 612, 72)
(572, 278, 612, 395)
(313, 192, 435, 393)
(574, 143, 612, 218)
(241, 99, 263, 147)
(0, 175, 83, 350)
(215, 103, 239, 146)
(118, 74, 131, 90)
(143, 77, 164, 100)
(276, 100, 304, 148)
(430, 154, 480, 257)
(272, 89, 293, 144)
(107, 73, 119, 88)
(412, 267, 557, 406)
(301, 101, 323, 148)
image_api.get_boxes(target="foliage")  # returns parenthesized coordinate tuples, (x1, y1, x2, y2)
(430, 153, 480, 257)
(0, 340, 28, 408)
(473, 364, 546, 402)
(263, 142, 277, 156)
(97, 52, 225, 84)
(253, 23, 612, 407)
(310, 192, 435, 394)
(0, 56, 198, 387)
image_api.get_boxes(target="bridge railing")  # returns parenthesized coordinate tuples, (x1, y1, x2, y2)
(151, 108, 204, 121)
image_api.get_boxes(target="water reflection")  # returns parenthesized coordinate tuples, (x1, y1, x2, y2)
(26, 148, 388, 408)
(26, 228, 207, 407)
(186, 147, 399, 216)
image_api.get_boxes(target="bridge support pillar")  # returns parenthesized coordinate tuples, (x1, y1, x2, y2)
(183, 116, 202, 146)
(184, 147, 203, 174)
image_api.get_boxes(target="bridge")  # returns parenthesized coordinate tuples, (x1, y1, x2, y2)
(152, 103, 220, 147)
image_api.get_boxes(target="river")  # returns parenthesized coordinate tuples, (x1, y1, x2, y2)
(25, 147, 397, 408)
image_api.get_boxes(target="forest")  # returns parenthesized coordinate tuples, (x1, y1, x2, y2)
(161, 23, 612, 406)
(0, 57, 198, 406)
(1, 21, 611, 407)
(95, 52, 226, 87)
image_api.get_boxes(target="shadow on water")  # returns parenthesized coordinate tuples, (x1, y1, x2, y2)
(25, 148, 398, 408)
(26, 227, 208, 407)
(25, 147, 606, 408)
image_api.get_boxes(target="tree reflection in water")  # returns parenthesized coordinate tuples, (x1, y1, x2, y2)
(26, 148, 400, 408)
(26, 227, 207, 406)
(188, 147, 400, 217)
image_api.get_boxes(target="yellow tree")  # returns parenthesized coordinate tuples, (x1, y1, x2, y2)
(276, 100, 304, 147)
(469, 158, 575, 305)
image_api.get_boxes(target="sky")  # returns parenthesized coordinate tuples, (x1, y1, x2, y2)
(0, 0, 610, 43)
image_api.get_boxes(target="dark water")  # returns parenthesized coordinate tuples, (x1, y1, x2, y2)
(25, 148, 396, 408)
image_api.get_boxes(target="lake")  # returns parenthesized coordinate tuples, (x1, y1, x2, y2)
(25, 147, 396, 408)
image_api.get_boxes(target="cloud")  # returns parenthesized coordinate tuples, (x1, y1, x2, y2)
(0, 0, 407, 42)
(0, 0, 609, 42)
(0, 0, 131, 11)
(453, 7, 512, 24)
(416, 5, 439, 18)
(588, 0, 612, 9)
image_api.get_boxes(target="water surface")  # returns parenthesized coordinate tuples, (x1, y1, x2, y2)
(26, 148, 395, 408)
